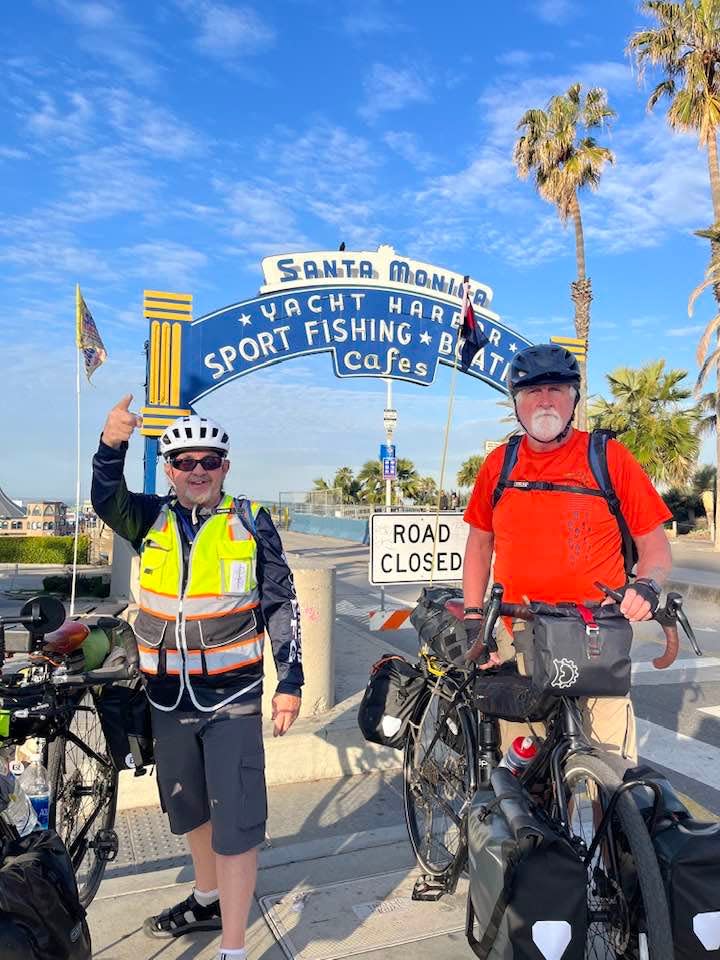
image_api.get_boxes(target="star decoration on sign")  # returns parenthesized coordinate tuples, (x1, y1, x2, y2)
(509, 342, 518, 353)
(238, 313, 252, 326)
(419, 331, 432, 345)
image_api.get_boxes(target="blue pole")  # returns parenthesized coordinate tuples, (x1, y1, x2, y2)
(143, 437, 158, 494)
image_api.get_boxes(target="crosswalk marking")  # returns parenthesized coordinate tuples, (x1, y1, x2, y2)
(636, 718, 720, 792)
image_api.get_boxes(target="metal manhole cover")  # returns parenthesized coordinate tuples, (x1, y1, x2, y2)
(258, 869, 468, 960)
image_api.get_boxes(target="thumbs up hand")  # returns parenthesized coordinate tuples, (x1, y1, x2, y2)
(101, 395, 143, 449)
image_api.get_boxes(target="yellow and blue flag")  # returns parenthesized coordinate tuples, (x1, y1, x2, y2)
(75, 284, 107, 380)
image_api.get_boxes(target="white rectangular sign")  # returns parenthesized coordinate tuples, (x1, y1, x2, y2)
(369, 512, 469, 585)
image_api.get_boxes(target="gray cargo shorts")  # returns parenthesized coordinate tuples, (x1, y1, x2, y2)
(150, 703, 267, 856)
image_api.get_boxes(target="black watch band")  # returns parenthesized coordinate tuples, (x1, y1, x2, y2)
(635, 577, 661, 596)
(464, 606, 484, 616)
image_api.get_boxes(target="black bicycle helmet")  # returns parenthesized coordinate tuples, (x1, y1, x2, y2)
(508, 343, 581, 395)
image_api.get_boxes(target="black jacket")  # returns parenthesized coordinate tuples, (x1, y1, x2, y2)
(91, 439, 304, 708)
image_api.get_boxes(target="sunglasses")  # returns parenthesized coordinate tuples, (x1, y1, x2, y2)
(170, 454, 225, 472)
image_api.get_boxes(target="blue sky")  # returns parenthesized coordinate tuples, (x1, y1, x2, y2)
(1, 0, 715, 503)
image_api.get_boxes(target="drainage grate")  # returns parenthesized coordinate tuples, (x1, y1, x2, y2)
(259, 869, 468, 960)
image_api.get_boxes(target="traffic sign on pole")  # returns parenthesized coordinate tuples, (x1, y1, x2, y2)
(382, 457, 397, 479)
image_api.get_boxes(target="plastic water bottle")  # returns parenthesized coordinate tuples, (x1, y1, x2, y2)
(19, 754, 50, 830)
(0, 757, 38, 836)
(498, 736, 537, 776)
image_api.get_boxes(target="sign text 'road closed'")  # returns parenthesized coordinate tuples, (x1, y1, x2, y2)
(369, 512, 469, 585)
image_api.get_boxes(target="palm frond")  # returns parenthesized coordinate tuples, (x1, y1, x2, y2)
(696, 345, 720, 389)
(696, 314, 720, 364)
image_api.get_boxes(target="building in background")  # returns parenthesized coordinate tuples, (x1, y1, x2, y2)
(0, 490, 69, 537)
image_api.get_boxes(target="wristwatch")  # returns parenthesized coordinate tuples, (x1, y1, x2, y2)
(635, 577, 661, 596)
(463, 606, 484, 617)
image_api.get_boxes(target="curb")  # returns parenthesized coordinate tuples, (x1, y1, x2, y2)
(666, 577, 720, 606)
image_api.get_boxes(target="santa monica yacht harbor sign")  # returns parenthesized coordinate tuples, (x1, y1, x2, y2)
(140, 246, 532, 432)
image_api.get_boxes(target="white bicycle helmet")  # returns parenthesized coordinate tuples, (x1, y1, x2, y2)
(159, 414, 230, 457)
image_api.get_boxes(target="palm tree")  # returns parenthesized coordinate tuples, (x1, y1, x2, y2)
(698, 389, 718, 438)
(396, 458, 421, 502)
(332, 466, 362, 504)
(589, 361, 700, 487)
(513, 83, 615, 430)
(457, 455, 485, 489)
(413, 476, 439, 506)
(357, 460, 384, 505)
(629, 1, 720, 545)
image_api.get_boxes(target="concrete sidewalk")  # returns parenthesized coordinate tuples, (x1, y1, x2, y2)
(88, 770, 475, 960)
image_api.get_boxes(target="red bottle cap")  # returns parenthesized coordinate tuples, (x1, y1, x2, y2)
(513, 736, 537, 760)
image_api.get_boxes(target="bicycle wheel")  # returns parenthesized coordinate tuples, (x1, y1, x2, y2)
(403, 685, 476, 877)
(47, 689, 119, 907)
(563, 753, 673, 960)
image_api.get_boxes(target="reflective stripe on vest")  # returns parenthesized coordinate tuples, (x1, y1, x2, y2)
(137, 496, 264, 680)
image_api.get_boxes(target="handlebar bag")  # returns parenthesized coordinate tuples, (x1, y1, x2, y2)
(0, 829, 91, 960)
(96, 677, 154, 772)
(531, 603, 632, 698)
(357, 655, 426, 749)
(627, 765, 720, 960)
(467, 768, 587, 959)
(411, 586, 469, 664)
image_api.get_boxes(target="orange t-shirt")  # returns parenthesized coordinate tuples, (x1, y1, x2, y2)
(463, 430, 671, 605)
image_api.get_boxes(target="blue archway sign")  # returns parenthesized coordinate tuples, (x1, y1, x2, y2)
(139, 245, 532, 492)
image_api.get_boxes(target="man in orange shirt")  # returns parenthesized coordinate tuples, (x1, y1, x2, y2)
(463, 343, 672, 766)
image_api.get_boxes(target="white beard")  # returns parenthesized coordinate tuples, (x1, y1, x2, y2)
(529, 409, 564, 442)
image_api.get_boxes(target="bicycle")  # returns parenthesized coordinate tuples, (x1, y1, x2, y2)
(0, 595, 138, 907)
(403, 581, 701, 960)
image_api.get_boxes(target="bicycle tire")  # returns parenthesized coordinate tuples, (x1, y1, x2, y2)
(47, 689, 119, 908)
(563, 753, 673, 960)
(403, 685, 476, 877)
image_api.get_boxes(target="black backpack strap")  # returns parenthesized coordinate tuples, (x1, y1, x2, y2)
(492, 435, 523, 507)
(587, 430, 637, 576)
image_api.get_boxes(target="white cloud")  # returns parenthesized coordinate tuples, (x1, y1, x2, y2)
(0, 146, 28, 160)
(105, 88, 204, 159)
(384, 130, 435, 170)
(53, 0, 161, 85)
(533, 0, 574, 24)
(495, 49, 554, 68)
(359, 64, 431, 121)
(121, 241, 208, 288)
(25, 91, 93, 142)
(181, 2, 275, 58)
(667, 324, 706, 336)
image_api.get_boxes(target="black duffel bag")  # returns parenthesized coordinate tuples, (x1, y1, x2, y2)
(0, 829, 91, 960)
(531, 602, 632, 698)
(96, 675, 154, 773)
(357, 654, 427, 749)
(411, 586, 469, 664)
(467, 767, 587, 959)
(628, 765, 720, 960)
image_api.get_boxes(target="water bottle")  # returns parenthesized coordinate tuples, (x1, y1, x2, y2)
(0, 756, 38, 836)
(19, 754, 50, 830)
(498, 736, 537, 776)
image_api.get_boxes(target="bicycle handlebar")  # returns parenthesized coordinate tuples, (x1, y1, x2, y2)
(469, 581, 702, 669)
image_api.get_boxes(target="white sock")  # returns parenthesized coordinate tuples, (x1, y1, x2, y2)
(194, 887, 219, 906)
(218, 949, 246, 960)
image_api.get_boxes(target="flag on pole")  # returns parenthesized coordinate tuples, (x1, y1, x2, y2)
(458, 276, 489, 372)
(75, 284, 107, 380)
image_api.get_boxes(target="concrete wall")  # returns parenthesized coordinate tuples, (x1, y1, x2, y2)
(290, 512, 369, 544)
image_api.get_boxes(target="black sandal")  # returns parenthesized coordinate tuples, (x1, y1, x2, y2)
(143, 892, 222, 939)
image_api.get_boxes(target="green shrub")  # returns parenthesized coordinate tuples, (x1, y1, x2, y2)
(0, 536, 89, 564)
(42, 574, 110, 598)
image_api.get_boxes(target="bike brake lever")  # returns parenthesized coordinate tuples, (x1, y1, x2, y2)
(674, 601, 702, 657)
(594, 581, 623, 603)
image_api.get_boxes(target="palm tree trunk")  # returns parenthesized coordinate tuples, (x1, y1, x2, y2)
(569, 193, 591, 431)
(704, 135, 720, 549)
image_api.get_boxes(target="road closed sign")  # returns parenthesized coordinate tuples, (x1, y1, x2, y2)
(369, 512, 469, 585)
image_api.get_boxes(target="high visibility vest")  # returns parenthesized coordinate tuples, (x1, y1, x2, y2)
(133, 495, 264, 711)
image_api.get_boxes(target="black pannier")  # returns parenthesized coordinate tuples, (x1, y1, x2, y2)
(357, 655, 426, 749)
(467, 767, 587, 960)
(628, 765, 720, 959)
(96, 676, 154, 773)
(411, 586, 469, 664)
(531, 603, 632, 698)
(0, 829, 92, 960)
